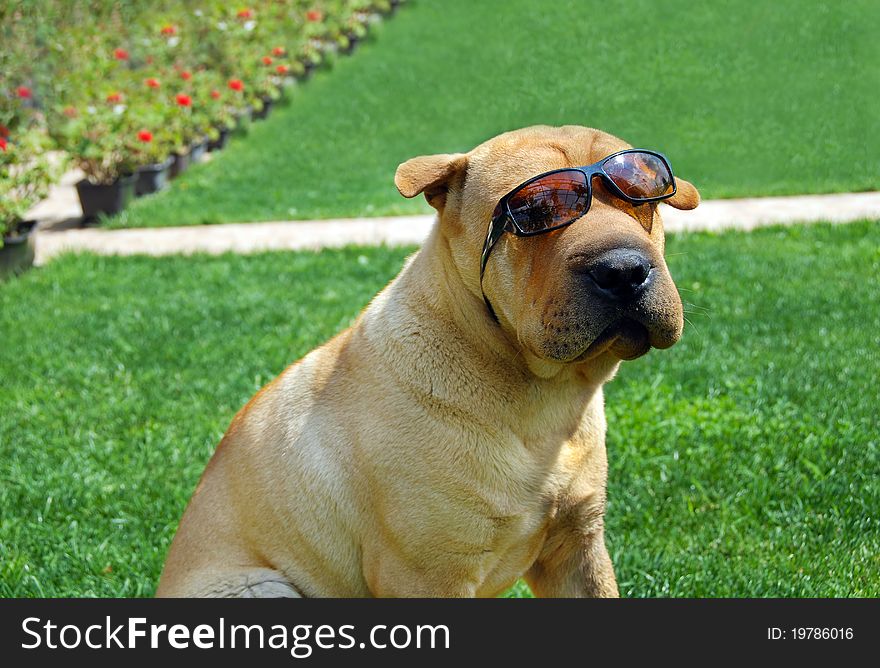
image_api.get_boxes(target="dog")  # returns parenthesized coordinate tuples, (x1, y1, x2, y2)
(156, 125, 699, 597)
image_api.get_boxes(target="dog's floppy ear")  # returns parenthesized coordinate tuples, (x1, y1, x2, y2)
(666, 177, 700, 210)
(395, 153, 467, 210)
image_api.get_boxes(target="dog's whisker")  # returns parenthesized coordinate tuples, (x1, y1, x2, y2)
(683, 303, 711, 318)
(682, 315, 702, 337)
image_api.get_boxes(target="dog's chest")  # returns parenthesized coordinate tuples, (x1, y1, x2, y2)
(360, 375, 606, 596)
(422, 434, 590, 595)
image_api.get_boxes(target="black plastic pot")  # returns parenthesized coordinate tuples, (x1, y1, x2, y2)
(0, 220, 37, 280)
(170, 150, 191, 179)
(208, 127, 231, 152)
(253, 98, 274, 120)
(135, 157, 173, 196)
(76, 174, 136, 222)
(342, 33, 360, 55)
(190, 139, 208, 163)
(301, 60, 316, 80)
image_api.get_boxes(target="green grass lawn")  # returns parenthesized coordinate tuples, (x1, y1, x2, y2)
(113, 0, 880, 229)
(1, 220, 879, 597)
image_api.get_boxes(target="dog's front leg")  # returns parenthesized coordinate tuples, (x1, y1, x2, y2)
(524, 525, 619, 598)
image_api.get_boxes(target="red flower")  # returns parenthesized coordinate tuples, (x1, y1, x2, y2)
(180, 70, 192, 81)
(17, 86, 32, 99)
(62, 106, 78, 118)
(106, 92, 123, 103)
(262, 56, 273, 66)
(237, 8, 254, 19)
(228, 78, 244, 92)
(272, 46, 286, 57)
(137, 130, 153, 143)
(0, 125, 8, 138)
(306, 9, 323, 22)
(160, 24, 177, 36)
(114, 48, 129, 60)
(176, 93, 192, 107)
(145, 78, 161, 88)
(276, 64, 289, 75)
(0, 137, 7, 152)
(210, 89, 221, 100)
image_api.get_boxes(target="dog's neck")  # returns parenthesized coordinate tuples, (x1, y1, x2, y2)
(356, 226, 618, 442)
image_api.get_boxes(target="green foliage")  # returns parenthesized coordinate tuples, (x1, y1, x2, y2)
(0, 128, 56, 241)
(2, 0, 397, 184)
(0, 221, 877, 597)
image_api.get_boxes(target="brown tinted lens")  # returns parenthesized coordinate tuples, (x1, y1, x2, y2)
(507, 170, 589, 233)
(602, 152, 673, 200)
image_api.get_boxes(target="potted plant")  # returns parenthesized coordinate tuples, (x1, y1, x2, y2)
(206, 88, 237, 151)
(55, 101, 138, 221)
(0, 219, 37, 280)
(280, 59, 306, 84)
(166, 93, 199, 177)
(186, 86, 215, 163)
(247, 96, 265, 121)
(222, 82, 251, 136)
(300, 31, 327, 77)
(0, 128, 54, 278)
(75, 173, 136, 223)
(0, 55, 54, 275)
(253, 85, 283, 121)
(131, 129, 173, 196)
(206, 126, 227, 152)
(123, 97, 177, 196)
(189, 136, 209, 162)
(169, 150, 189, 178)
(197, 81, 229, 152)
(344, 13, 370, 54)
(207, 100, 236, 151)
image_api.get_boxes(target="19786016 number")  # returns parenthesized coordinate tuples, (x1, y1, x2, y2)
(793, 628, 853, 640)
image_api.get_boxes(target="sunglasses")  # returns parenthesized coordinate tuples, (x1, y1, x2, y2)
(479, 149, 676, 318)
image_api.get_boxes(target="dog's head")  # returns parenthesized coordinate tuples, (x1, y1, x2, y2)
(395, 125, 698, 375)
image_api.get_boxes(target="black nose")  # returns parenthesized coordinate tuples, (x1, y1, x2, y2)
(585, 248, 652, 300)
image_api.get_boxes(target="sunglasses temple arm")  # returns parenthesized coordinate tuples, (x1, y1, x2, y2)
(480, 216, 508, 323)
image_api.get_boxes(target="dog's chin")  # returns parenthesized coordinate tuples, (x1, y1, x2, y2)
(577, 319, 652, 362)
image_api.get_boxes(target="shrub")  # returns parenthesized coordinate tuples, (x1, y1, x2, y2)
(0, 13, 58, 239)
(0, 128, 55, 243)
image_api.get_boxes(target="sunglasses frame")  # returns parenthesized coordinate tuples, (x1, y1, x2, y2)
(481, 149, 675, 274)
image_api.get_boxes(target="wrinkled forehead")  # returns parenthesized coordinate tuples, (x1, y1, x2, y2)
(464, 126, 632, 201)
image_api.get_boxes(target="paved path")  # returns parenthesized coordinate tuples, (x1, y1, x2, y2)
(30, 179, 880, 265)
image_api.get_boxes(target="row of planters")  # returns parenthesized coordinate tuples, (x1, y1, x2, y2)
(74, 82, 257, 224)
(0, 0, 405, 279)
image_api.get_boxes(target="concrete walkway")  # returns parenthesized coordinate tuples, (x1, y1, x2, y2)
(30, 177, 880, 265)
